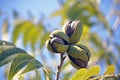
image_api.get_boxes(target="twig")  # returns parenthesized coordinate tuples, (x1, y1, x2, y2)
(56, 53, 66, 80)
(88, 74, 120, 80)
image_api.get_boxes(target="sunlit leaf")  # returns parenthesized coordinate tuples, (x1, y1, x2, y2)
(83, 66, 100, 80)
(12, 21, 32, 43)
(43, 69, 52, 80)
(18, 75, 25, 80)
(104, 65, 115, 75)
(82, 2, 97, 16)
(61, 13, 68, 25)
(67, 2, 82, 20)
(70, 68, 88, 80)
(8, 53, 33, 80)
(31, 24, 44, 50)
(0, 48, 27, 67)
(23, 24, 36, 47)
(40, 32, 50, 49)
(80, 25, 90, 42)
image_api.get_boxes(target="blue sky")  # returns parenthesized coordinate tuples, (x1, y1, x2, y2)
(0, 0, 58, 16)
(0, 0, 62, 40)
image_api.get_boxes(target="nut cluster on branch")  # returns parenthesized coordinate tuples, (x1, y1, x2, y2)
(46, 20, 91, 69)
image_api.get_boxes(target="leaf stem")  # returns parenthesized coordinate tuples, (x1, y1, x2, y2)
(56, 53, 66, 80)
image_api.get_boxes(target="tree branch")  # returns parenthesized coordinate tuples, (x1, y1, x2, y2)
(89, 74, 120, 80)
(56, 53, 66, 80)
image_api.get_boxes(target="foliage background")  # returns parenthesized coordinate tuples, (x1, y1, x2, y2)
(0, 0, 120, 80)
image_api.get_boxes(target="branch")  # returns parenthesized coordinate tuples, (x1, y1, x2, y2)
(56, 53, 66, 80)
(89, 74, 120, 80)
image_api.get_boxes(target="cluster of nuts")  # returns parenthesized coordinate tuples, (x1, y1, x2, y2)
(46, 20, 91, 69)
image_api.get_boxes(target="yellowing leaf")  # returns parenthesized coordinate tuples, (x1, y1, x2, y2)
(104, 65, 115, 75)
(83, 66, 100, 80)
(70, 68, 88, 80)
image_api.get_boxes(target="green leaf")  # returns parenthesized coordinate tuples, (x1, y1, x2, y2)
(70, 68, 88, 80)
(12, 21, 32, 43)
(8, 53, 33, 80)
(43, 68, 52, 80)
(81, 2, 97, 16)
(0, 48, 27, 67)
(63, 72, 72, 80)
(40, 32, 50, 49)
(21, 59, 43, 74)
(90, 33, 103, 48)
(67, 2, 82, 20)
(83, 66, 100, 80)
(22, 24, 37, 47)
(62, 61, 70, 71)
(104, 65, 115, 75)
(31, 24, 44, 50)
(0, 40, 16, 50)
